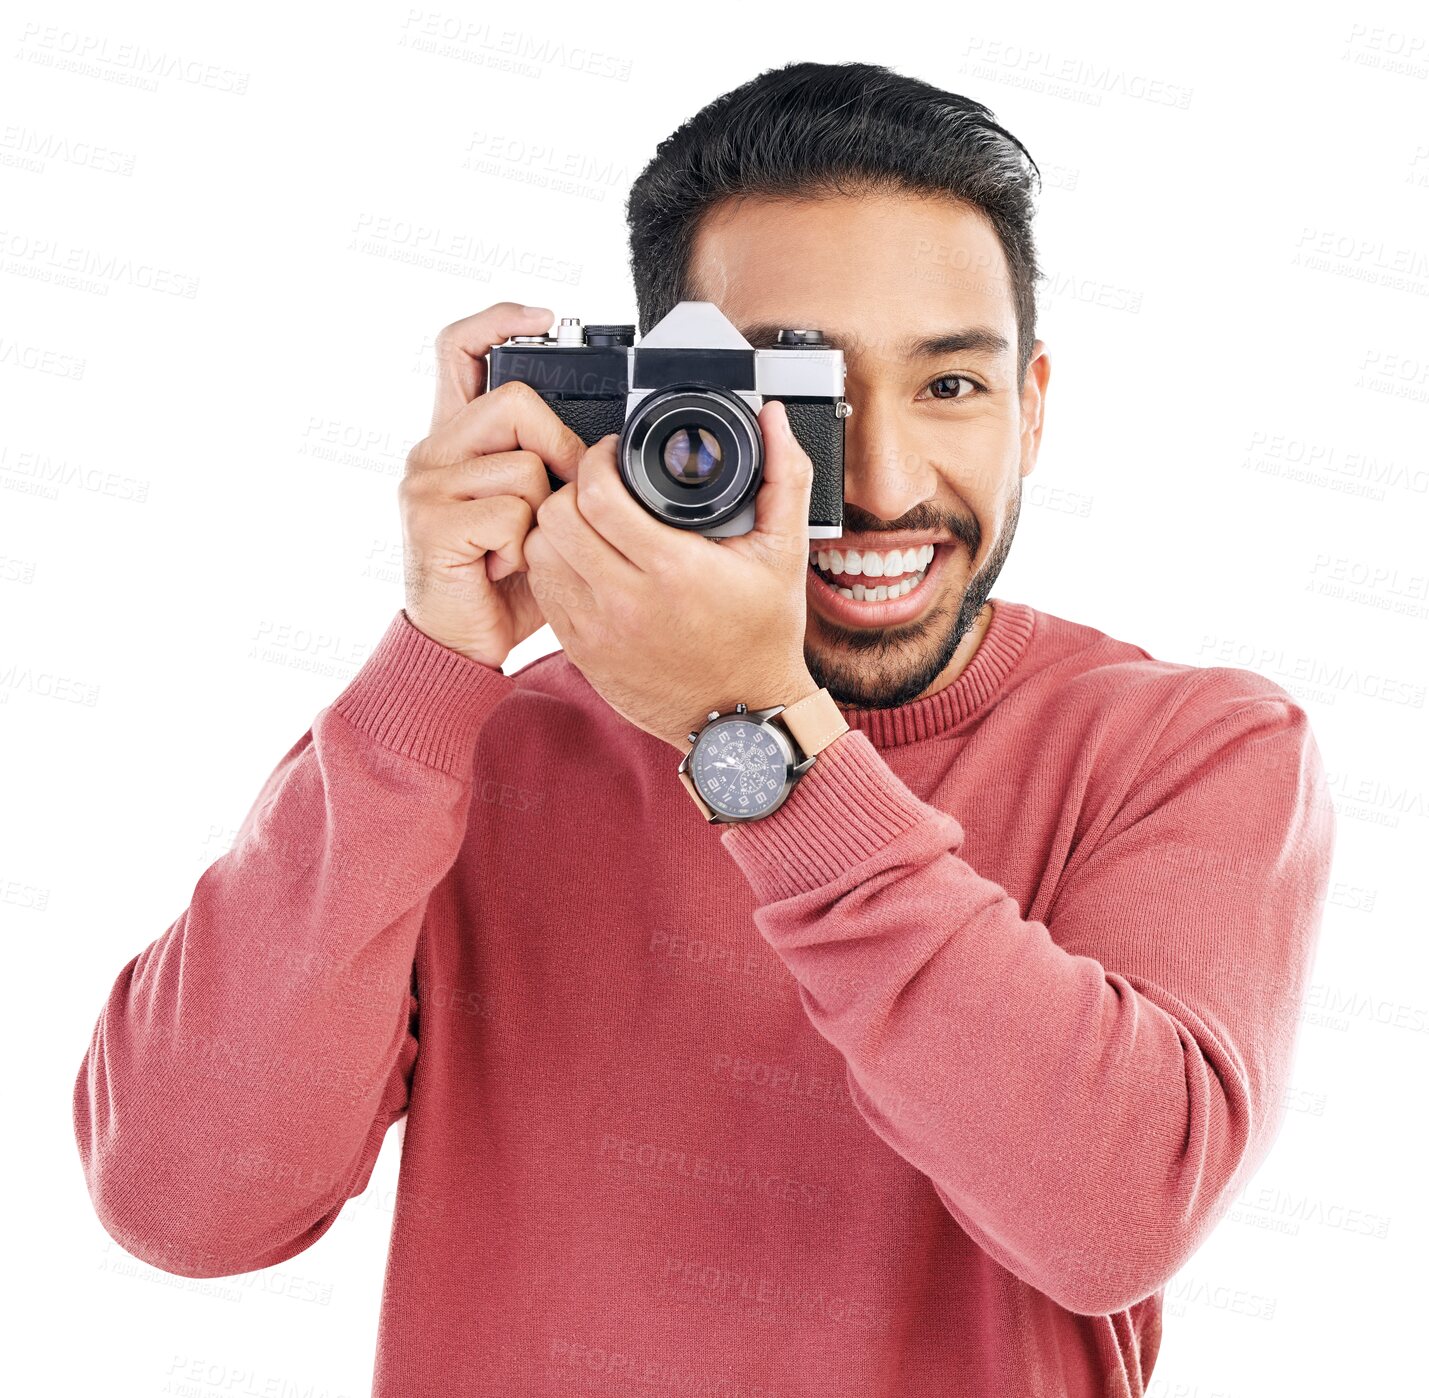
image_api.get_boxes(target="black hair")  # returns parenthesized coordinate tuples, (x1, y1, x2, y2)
(625, 60, 1043, 384)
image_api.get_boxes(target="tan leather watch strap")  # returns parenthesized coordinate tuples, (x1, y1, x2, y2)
(779, 687, 849, 758)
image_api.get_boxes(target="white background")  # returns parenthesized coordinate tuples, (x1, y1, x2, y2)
(3, 2, 1426, 1393)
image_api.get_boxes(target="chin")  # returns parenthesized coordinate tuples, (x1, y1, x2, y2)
(804, 583, 971, 711)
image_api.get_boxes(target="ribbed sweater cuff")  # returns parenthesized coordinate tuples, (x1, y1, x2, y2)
(328, 610, 516, 777)
(720, 729, 959, 902)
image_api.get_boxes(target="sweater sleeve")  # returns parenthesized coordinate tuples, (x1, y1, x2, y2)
(72, 610, 515, 1279)
(718, 675, 1336, 1316)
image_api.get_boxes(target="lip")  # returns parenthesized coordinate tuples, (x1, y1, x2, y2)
(814, 534, 952, 553)
(806, 542, 953, 628)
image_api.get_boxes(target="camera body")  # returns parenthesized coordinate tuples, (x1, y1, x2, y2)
(488, 301, 849, 538)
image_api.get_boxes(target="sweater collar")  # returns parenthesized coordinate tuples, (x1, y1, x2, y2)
(831, 596, 1037, 748)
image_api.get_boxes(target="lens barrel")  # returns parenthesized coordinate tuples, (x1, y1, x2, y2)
(618, 385, 763, 530)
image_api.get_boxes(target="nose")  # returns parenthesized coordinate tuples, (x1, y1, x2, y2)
(840, 398, 940, 524)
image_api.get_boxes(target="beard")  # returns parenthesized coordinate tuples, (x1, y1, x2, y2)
(803, 479, 1021, 711)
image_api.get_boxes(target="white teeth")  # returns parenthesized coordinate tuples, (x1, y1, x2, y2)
(808, 543, 938, 579)
(819, 565, 929, 604)
(809, 542, 943, 606)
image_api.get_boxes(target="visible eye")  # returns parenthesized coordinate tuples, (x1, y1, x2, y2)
(920, 374, 986, 401)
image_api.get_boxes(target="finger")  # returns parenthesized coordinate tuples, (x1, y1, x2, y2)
(742, 399, 814, 564)
(412, 449, 552, 519)
(418, 495, 534, 580)
(431, 302, 553, 430)
(402, 449, 550, 583)
(524, 526, 588, 638)
(535, 474, 639, 588)
(418, 380, 587, 485)
(574, 434, 702, 574)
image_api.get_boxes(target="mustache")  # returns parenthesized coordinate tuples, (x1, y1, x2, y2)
(838, 501, 981, 555)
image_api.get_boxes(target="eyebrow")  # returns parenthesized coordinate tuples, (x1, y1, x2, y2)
(739, 322, 1010, 359)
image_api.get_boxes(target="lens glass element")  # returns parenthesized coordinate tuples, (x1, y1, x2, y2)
(660, 426, 723, 487)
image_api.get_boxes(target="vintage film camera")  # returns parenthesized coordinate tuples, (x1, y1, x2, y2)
(489, 301, 850, 537)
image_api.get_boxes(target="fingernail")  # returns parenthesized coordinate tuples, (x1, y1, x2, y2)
(522, 304, 550, 314)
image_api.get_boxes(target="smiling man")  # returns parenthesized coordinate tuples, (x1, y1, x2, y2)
(75, 62, 1334, 1398)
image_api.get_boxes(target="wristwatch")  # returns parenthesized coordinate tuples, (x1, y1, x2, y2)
(677, 688, 849, 823)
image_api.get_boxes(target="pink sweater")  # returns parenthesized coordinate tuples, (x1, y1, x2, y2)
(73, 596, 1334, 1396)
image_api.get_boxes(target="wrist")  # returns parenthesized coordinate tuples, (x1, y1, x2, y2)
(401, 610, 507, 673)
(665, 667, 819, 751)
(759, 666, 820, 711)
(675, 684, 849, 824)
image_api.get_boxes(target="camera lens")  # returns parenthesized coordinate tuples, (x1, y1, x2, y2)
(660, 426, 723, 487)
(619, 385, 762, 531)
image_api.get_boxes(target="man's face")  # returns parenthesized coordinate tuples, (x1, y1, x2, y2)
(686, 191, 1050, 709)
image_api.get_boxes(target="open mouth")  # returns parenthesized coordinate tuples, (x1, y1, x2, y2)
(808, 543, 936, 601)
(805, 541, 951, 627)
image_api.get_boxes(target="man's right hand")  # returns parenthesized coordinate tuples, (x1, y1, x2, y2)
(400, 302, 588, 669)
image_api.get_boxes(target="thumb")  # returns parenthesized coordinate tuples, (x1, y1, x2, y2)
(750, 400, 813, 564)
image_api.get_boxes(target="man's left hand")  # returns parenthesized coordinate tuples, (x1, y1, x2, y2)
(523, 399, 819, 751)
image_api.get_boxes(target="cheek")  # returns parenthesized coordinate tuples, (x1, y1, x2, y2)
(967, 416, 1022, 485)
(919, 416, 1011, 495)
(967, 420, 1023, 496)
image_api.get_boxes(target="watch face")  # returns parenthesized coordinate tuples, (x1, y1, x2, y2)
(691, 717, 792, 821)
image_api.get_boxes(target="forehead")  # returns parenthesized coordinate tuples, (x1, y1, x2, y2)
(685, 191, 1016, 355)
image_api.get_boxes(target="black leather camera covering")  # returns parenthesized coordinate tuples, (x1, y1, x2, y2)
(542, 396, 844, 532)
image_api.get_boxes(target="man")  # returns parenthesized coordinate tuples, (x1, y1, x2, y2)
(74, 61, 1334, 1397)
